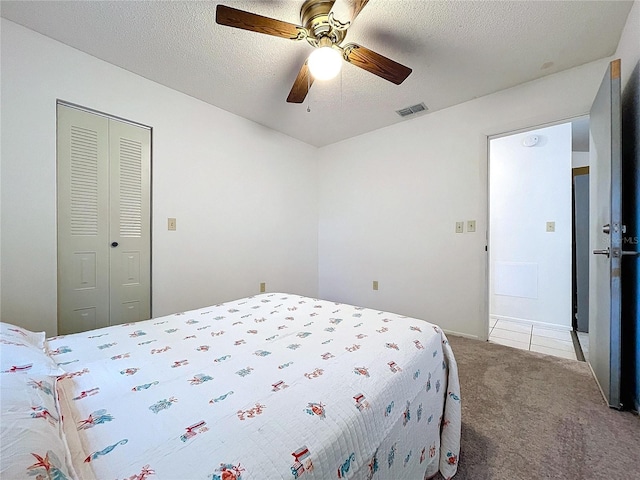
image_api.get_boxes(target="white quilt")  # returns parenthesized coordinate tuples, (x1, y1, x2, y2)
(49, 293, 461, 479)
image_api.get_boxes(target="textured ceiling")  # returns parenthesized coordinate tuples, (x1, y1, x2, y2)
(1, 1, 633, 147)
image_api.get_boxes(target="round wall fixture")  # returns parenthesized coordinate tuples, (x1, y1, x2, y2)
(523, 135, 539, 147)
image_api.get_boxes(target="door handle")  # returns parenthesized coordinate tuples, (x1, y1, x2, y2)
(111, 242, 119, 248)
(592, 247, 639, 258)
(602, 223, 627, 234)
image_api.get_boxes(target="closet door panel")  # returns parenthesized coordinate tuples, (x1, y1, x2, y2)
(108, 118, 151, 326)
(57, 106, 110, 334)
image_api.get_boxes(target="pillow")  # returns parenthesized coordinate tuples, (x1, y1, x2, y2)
(0, 322, 63, 375)
(0, 374, 77, 480)
(0, 322, 46, 349)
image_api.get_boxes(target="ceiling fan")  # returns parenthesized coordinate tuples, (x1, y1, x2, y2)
(215, 0, 412, 103)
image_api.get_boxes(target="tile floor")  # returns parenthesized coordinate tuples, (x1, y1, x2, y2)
(488, 317, 578, 360)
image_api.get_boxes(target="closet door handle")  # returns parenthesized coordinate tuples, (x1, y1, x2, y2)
(111, 242, 119, 248)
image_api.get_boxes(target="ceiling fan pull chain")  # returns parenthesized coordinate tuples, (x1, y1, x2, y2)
(307, 71, 311, 113)
(340, 65, 343, 108)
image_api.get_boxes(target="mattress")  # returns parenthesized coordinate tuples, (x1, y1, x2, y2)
(46, 293, 461, 479)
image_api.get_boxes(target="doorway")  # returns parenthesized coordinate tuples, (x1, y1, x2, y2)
(488, 120, 587, 360)
(57, 103, 152, 335)
(570, 117, 591, 360)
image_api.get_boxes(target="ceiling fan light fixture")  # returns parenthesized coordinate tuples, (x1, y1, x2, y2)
(308, 46, 342, 80)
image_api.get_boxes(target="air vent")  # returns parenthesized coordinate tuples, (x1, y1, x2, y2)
(396, 102, 428, 118)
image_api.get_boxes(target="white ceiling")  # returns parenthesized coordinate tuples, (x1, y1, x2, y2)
(1, 0, 633, 147)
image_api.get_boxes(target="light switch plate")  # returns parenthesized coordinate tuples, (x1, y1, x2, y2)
(168, 218, 176, 231)
(260, 282, 266, 293)
(455, 222, 464, 233)
(467, 220, 476, 233)
(546, 221, 555, 232)
(373, 280, 379, 291)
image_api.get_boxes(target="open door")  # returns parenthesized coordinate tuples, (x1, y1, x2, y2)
(589, 59, 623, 408)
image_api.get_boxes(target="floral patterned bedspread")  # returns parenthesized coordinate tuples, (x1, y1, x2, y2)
(49, 293, 461, 479)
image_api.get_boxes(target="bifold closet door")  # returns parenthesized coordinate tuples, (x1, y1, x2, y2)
(108, 117, 151, 327)
(57, 105, 150, 335)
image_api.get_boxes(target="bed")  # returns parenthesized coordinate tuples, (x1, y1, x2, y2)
(0, 293, 461, 479)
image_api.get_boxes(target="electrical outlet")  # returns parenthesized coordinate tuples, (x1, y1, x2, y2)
(373, 280, 379, 291)
(168, 218, 176, 231)
(546, 221, 555, 232)
(455, 221, 464, 233)
(467, 220, 476, 233)
(259, 282, 266, 293)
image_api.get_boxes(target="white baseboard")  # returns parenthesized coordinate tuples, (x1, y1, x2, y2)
(490, 314, 571, 331)
(442, 329, 479, 340)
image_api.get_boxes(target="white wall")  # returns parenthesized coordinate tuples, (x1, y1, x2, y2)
(317, 58, 612, 339)
(2, 2, 638, 341)
(572, 152, 590, 168)
(0, 19, 319, 337)
(615, 0, 640, 91)
(316, 3, 638, 340)
(490, 123, 572, 328)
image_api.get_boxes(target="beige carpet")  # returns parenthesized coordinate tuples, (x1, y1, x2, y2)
(437, 335, 640, 480)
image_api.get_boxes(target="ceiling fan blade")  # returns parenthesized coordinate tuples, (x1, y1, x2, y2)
(329, 0, 370, 29)
(343, 43, 412, 85)
(287, 61, 314, 103)
(216, 4, 306, 40)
